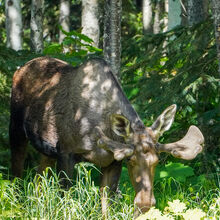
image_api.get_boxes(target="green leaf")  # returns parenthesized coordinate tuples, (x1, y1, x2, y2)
(44, 44, 62, 54)
(155, 162, 194, 183)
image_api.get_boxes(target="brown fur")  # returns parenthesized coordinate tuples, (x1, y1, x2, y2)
(9, 57, 203, 217)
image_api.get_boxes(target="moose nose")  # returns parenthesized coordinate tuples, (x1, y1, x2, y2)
(134, 190, 156, 213)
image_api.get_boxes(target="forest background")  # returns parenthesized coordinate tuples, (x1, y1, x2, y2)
(0, 0, 219, 219)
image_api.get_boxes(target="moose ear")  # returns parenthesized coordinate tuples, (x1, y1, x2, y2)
(111, 114, 131, 138)
(151, 104, 177, 140)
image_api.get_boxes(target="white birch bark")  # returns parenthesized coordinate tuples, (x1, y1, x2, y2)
(153, 1, 162, 34)
(59, 0, 70, 43)
(163, 0, 169, 32)
(5, 0, 23, 51)
(30, 0, 44, 53)
(81, 0, 100, 47)
(142, 0, 153, 34)
(103, 0, 122, 78)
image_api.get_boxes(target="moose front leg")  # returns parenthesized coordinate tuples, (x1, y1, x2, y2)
(38, 154, 56, 175)
(57, 151, 76, 189)
(100, 160, 122, 219)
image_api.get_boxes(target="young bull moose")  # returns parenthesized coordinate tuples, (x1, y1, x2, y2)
(10, 57, 204, 216)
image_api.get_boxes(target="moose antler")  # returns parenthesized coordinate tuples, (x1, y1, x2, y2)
(95, 126, 134, 161)
(156, 126, 204, 160)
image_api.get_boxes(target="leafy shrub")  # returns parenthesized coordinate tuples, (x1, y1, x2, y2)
(44, 27, 102, 66)
(121, 19, 219, 174)
(136, 199, 207, 220)
(155, 162, 194, 183)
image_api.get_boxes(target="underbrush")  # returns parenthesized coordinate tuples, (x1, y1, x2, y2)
(0, 163, 219, 220)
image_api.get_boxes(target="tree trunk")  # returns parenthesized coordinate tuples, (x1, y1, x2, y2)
(168, 0, 181, 30)
(163, 0, 168, 32)
(103, 0, 122, 78)
(81, 0, 100, 47)
(59, 0, 70, 43)
(30, 0, 44, 53)
(5, 0, 23, 51)
(212, 0, 220, 73)
(188, 0, 208, 26)
(153, 0, 162, 34)
(142, 0, 153, 34)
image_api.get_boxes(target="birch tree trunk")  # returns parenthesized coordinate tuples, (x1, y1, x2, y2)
(188, 0, 208, 26)
(81, 0, 100, 47)
(5, 0, 23, 51)
(212, 0, 220, 74)
(142, 0, 153, 34)
(163, 0, 168, 32)
(103, 0, 122, 78)
(59, 0, 70, 43)
(30, 0, 44, 53)
(153, 0, 162, 34)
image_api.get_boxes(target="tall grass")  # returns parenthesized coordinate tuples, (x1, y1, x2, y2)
(0, 164, 134, 219)
(0, 163, 219, 219)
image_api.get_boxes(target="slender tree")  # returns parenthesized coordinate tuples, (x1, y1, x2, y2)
(212, 0, 220, 73)
(163, 0, 168, 32)
(142, 0, 153, 34)
(188, 0, 208, 26)
(30, 0, 44, 53)
(153, 0, 162, 34)
(5, 0, 23, 51)
(59, 0, 70, 43)
(103, 0, 122, 78)
(81, 0, 100, 47)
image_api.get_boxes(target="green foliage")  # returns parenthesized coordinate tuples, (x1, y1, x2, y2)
(0, 164, 219, 219)
(155, 162, 194, 183)
(44, 27, 102, 66)
(121, 19, 219, 173)
(0, 165, 134, 219)
(136, 200, 207, 220)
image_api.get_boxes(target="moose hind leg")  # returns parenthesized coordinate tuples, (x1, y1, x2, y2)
(9, 112, 28, 178)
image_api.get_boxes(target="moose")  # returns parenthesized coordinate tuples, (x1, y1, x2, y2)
(10, 57, 204, 216)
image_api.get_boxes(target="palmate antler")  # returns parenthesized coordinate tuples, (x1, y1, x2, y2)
(156, 126, 204, 160)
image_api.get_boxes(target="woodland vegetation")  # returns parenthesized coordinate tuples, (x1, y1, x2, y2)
(0, 0, 219, 219)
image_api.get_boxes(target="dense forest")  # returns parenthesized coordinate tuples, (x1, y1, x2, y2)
(0, 0, 219, 219)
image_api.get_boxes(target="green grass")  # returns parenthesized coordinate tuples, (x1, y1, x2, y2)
(0, 163, 219, 219)
(0, 164, 134, 220)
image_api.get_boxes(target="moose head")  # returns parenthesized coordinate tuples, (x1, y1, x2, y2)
(96, 104, 204, 214)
